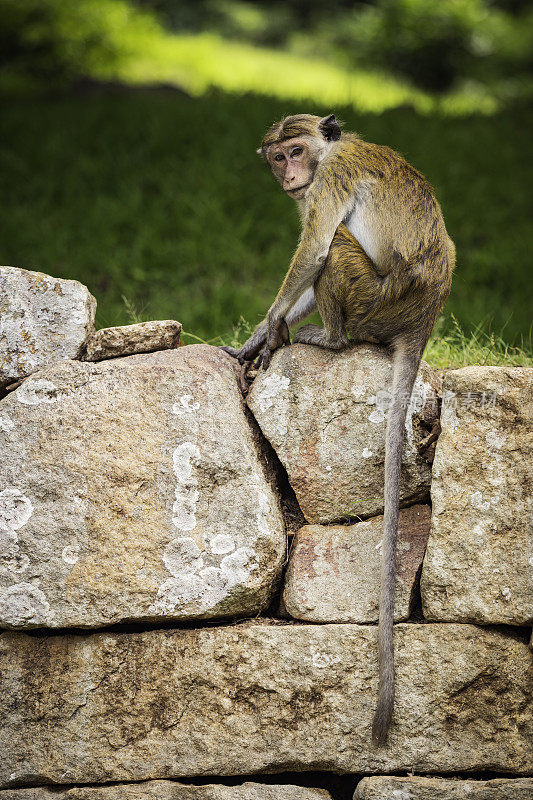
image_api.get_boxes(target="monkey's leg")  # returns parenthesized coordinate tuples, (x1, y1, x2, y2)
(292, 273, 348, 349)
(293, 223, 378, 349)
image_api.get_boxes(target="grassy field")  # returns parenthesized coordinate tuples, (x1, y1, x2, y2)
(0, 89, 531, 365)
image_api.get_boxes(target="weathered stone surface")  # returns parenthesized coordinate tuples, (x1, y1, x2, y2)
(0, 782, 331, 799)
(0, 346, 284, 628)
(247, 344, 439, 524)
(284, 505, 430, 622)
(0, 266, 96, 389)
(421, 367, 533, 625)
(1, 623, 530, 786)
(355, 776, 533, 799)
(83, 320, 182, 361)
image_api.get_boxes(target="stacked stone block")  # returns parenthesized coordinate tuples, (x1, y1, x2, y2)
(0, 267, 531, 799)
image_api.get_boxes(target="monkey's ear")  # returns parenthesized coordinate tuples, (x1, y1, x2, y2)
(319, 114, 341, 142)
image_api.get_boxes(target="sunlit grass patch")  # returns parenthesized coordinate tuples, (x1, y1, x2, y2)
(106, 30, 500, 115)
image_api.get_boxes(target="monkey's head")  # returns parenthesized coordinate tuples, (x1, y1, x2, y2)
(259, 114, 342, 199)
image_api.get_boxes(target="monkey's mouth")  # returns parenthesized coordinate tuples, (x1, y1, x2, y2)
(286, 183, 310, 194)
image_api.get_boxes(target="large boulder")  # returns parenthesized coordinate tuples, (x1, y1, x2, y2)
(0, 266, 96, 389)
(355, 776, 533, 799)
(1, 623, 530, 786)
(247, 344, 439, 524)
(283, 505, 430, 623)
(0, 783, 332, 800)
(421, 367, 533, 625)
(0, 346, 285, 628)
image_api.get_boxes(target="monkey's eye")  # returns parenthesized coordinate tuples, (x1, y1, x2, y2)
(291, 146, 303, 157)
(273, 153, 285, 162)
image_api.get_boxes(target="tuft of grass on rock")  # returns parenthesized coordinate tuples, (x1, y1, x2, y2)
(424, 316, 533, 368)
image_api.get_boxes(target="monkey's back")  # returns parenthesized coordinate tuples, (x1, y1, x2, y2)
(320, 137, 454, 343)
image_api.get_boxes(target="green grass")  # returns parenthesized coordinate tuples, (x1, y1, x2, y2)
(0, 90, 531, 366)
(424, 317, 532, 368)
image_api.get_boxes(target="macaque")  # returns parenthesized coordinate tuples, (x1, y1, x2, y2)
(223, 114, 454, 744)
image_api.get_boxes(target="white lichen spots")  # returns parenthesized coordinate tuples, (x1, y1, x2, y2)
(152, 574, 206, 611)
(0, 415, 14, 432)
(501, 587, 512, 602)
(164, 537, 203, 575)
(151, 437, 267, 615)
(362, 447, 373, 459)
(472, 524, 487, 545)
(351, 383, 365, 400)
(255, 490, 272, 537)
(369, 408, 386, 424)
(220, 547, 256, 584)
(528, 556, 533, 567)
(272, 419, 288, 437)
(62, 545, 79, 566)
(16, 378, 63, 405)
(173, 483, 200, 531)
(312, 651, 341, 668)
(470, 491, 490, 512)
(256, 372, 290, 412)
(0, 583, 50, 626)
(173, 441, 200, 482)
(199, 566, 226, 588)
(325, 465, 332, 472)
(172, 442, 200, 532)
(151, 543, 259, 614)
(391, 790, 411, 800)
(485, 430, 506, 450)
(210, 534, 235, 555)
(0, 489, 33, 535)
(172, 394, 200, 415)
(441, 389, 459, 433)
(3, 550, 30, 573)
(0, 527, 18, 556)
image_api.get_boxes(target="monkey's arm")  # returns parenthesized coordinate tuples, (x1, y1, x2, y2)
(221, 287, 317, 364)
(260, 192, 353, 367)
(270, 198, 349, 320)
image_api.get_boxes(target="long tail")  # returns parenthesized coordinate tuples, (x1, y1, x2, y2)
(371, 340, 423, 746)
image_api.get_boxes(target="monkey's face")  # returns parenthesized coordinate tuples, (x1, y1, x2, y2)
(266, 137, 320, 199)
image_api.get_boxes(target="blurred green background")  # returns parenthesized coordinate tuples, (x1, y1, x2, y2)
(0, 0, 532, 361)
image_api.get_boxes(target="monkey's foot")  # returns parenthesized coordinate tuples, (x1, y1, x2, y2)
(293, 324, 348, 350)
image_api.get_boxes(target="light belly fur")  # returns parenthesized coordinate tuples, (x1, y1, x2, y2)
(344, 205, 379, 266)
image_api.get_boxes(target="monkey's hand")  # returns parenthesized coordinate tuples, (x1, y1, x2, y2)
(220, 319, 268, 365)
(258, 314, 290, 370)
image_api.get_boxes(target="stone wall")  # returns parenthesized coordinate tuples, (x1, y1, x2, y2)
(0, 267, 532, 800)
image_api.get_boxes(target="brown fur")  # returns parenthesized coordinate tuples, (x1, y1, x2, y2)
(222, 114, 454, 745)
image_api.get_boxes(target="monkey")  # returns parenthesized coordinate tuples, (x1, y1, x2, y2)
(222, 113, 454, 745)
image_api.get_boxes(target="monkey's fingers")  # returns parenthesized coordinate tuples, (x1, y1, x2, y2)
(262, 348, 273, 370)
(417, 419, 441, 453)
(220, 346, 239, 358)
(220, 345, 254, 366)
(238, 361, 254, 395)
(260, 317, 291, 370)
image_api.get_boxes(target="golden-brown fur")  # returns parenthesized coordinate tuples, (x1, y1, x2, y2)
(222, 114, 454, 745)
